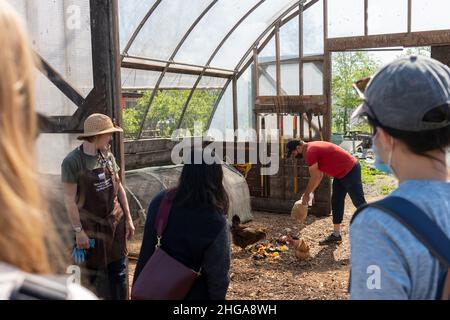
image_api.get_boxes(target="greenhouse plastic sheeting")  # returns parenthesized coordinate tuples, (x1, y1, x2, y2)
(9, 0, 93, 97)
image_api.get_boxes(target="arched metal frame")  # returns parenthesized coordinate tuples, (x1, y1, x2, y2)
(119, 0, 319, 139)
(178, 0, 313, 131)
(121, 0, 162, 57)
(205, 0, 319, 130)
(175, 0, 266, 130)
(131, 0, 219, 138)
(129, 0, 268, 139)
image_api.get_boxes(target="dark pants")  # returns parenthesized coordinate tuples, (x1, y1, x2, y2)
(86, 257, 128, 300)
(331, 162, 366, 225)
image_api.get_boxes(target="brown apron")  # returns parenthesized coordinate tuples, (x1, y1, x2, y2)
(77, 145, 127, 269)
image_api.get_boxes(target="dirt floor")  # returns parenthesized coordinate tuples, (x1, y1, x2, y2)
(127, 175, 396, 300)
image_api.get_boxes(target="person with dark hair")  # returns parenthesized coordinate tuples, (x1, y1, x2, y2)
(286, 139, 367, 245)
(133, 148, 230, 300)
(350, 56, 450, 299)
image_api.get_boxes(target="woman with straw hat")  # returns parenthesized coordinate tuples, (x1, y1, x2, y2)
(62, 113, 135, 300)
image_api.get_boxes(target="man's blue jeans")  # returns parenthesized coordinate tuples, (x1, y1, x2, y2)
(331, 162, 367, 225)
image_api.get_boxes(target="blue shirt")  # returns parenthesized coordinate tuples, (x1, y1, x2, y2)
(350, 180, 450, 299)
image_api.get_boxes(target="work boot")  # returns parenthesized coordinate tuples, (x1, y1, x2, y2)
(319, 233, 342, 245)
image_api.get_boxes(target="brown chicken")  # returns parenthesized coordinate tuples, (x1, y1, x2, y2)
(287, 235, 311, 260)
(231, 215, 266, 250)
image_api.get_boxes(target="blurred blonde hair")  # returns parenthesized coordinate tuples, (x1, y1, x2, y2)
(0, 0, 62, 274)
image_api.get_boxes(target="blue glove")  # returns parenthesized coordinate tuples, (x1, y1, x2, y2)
(72, 239, 96, 264)
(72, 247, 86, 265)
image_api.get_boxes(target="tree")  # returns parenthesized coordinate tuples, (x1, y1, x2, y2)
(332, 52, 379, 134)
(123, 89, 220, 139)
(401, 46, 431, 58)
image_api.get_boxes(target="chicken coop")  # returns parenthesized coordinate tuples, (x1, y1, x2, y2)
(11, 0, 450, 220)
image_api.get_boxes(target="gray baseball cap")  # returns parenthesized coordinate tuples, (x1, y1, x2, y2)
(351, 55, 450, 131)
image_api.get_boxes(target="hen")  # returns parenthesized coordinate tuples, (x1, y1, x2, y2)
(287, 235, 311, 260)
(231, 215, 266, 250)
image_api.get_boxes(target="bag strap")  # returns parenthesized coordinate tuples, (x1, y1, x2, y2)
(153, 189, 202, 275)
(154, 189, 177, 246)
(351, 196, 450, 268)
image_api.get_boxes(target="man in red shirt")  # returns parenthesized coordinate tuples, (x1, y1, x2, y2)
(286, 140, 367, 245)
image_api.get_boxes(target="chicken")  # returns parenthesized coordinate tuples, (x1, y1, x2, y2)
(287, 235, 310, 260)
(231, 215, 266, 250)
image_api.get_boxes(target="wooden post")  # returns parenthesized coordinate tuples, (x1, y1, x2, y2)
(364, 0, 368, 36)
(407, 0, 412, 33)
(275, 23, 282, 156)
(275, 24, 282, 97)
(232, 76, 238, 134)
(431, 45, 450, 67)
(89, 0, 124, 180)
(323, 0, 331, 141)
(252, 47, 259, 133)
(322, 0, 332, 215)
(299, 2, 304, 140)
(299, 3, 304, 96)
(88, 0, 126, 297)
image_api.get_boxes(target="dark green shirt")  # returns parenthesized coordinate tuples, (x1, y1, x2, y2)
(61, 146, 120, 184)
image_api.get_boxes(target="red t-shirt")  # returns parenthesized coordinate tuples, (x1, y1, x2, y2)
(304, 141, 357, 179)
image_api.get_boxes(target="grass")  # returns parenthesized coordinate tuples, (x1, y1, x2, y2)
(360, 162, 384, 185)
(360, 162, 397, 196)
(380, 184, 396, 195)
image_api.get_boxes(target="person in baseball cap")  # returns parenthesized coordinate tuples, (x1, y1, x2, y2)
(349, 55, 450, 300)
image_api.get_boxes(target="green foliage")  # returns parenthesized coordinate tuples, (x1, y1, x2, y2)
(400, 47, 431, 58)
(332, 52, 380, 134)
(360, 162, 383, 185)
(123, 89, 220, 138)
(122, 107, 143, 137)
(360, 162, 396, 195)
(381, 184, 396, 195)
(331, 47, 431, 135)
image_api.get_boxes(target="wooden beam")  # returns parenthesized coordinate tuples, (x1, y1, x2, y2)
(301, 55, 324, 62)
(38, 88, 105, 133)
(254, 95, 327, 114)
(327, 30, 450, 51)
(259, 57, 303, 66)
(124, 55, 235, 74)
(37, 54, 86, 108)
(121, 60, 233, 79)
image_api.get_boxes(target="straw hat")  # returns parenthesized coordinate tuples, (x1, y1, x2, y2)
(77, 113, 123, 140)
